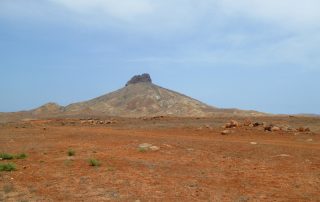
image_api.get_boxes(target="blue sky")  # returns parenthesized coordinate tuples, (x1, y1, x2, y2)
(0, 0, 319, 114)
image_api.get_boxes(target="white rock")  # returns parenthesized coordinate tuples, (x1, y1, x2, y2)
(250, 142, 257, 145)
(138, 143, 152, 149)
(150, 146, 160, 151)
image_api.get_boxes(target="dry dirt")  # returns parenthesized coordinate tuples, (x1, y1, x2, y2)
(0, 116, 320, 201)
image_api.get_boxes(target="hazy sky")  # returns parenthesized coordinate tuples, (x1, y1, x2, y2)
(1, 0, 319, 114)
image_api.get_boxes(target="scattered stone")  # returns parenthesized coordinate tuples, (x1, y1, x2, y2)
(264, 125, 273, 131)
(163, 144, 172, 148)
(138, 143, 152, 150)
(243, 119, 252, 126)
(221, 130, 231, 135)
(264, 124, 281, 132)
(149, 146, 160, 151)
(138, 143, 159, 151)
(273, 154, 291, 157)
(253, 122, 263, 127)
(224, 120, 239, 128)
(297, 127, 311, 132)
(271, 126, 280, 131)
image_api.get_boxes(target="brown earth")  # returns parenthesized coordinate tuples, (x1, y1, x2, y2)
(0, 116, 320, 201)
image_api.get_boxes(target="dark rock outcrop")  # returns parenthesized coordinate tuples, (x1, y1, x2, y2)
(125, 73, 152, 86)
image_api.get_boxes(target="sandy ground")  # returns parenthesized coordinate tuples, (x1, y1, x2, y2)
(0, 117, 320, 201)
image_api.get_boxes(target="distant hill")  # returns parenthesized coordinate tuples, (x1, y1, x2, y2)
(0, 73, 265, 122)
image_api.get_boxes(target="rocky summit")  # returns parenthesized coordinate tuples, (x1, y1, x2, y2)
(125, 73, 152, 86)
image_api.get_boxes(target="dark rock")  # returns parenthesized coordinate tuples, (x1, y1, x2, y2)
(126, 73, 152, 86)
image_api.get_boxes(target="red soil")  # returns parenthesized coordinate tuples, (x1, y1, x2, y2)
(0, 117, 320, 201)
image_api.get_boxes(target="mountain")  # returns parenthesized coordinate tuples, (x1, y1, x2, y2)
(0, 73, 265, 122)
(64, 74, 213, 117)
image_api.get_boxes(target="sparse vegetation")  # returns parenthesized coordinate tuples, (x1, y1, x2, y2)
(67, 149, 75, 156)
(0, 163, 16, 172)
(138, 147, 147, 152)
(15, 153, 27, 159)
(0, 153, 14, 160)
(89, 158, 100, 167)
(0, 153, 27, 160)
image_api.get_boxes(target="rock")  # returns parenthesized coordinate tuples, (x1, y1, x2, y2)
(297, 127, 310, 132)
(271, 126, 280, 131)
(275, 154, 291, 157)
(138, 143, 152, 150)
(243, 119, 252, 126)
(224, 120, 239, 128)
(253, 122, 263, 127)
(306, 139, 313, 142)
(125, 73, 152, 86)
(138, 143, 159, 151)
(264, 124, 280, 132)
(221, 130, 231, 135)
(150, 146, 160, 151)
(250, 142, 257, 145)
(224, 123, 232, 128)
(230, 120, 239, 127)
(264, 125, 272, 131)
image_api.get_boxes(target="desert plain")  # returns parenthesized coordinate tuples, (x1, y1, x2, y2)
(0, 116, 319, 201)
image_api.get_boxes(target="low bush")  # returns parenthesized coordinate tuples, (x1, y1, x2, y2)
(0, 153, 14, 160)
(89, 159, 100, 167)
(67, 149, 75, 156)
(0, 163, 16, 172)
(15, 153, 27, 159)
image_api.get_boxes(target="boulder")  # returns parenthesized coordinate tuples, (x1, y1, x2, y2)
(253, 122, 263, 127)
(271, 126, 280, 131)
(138, 143, 159, 151)
(221, 130, 231, 135)
(297, 127, 311, 132)
(149, 146, 160, 151)
(243, 119, 252, 126)
(138, 143, 152, 150)
(224, 120, 239, 128)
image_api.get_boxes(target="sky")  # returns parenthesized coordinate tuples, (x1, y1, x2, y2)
(0, 0, 320, 114)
